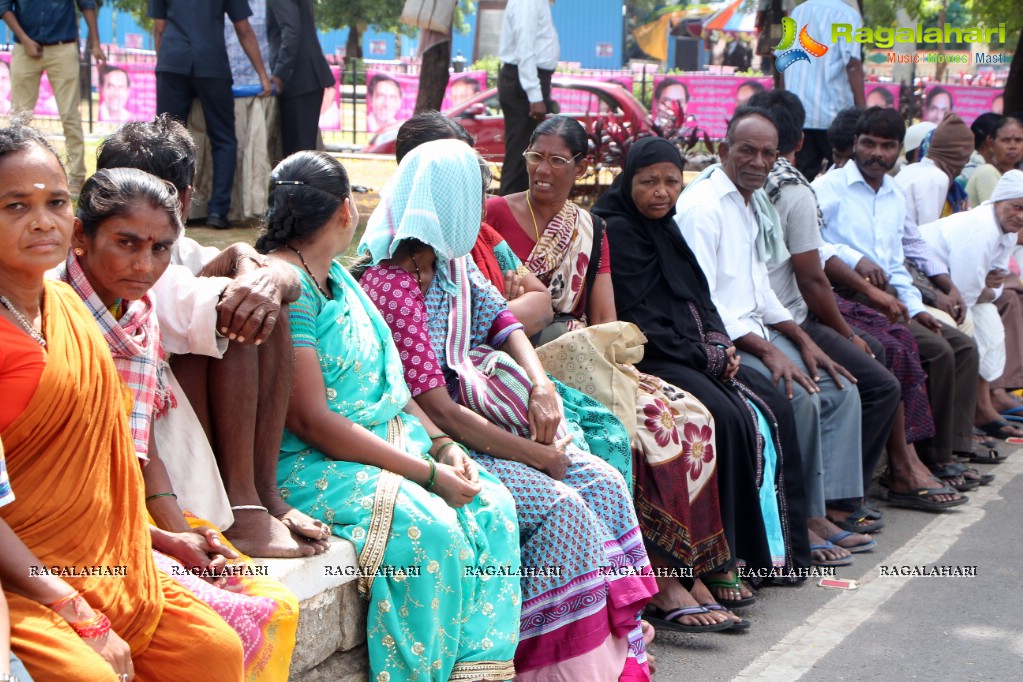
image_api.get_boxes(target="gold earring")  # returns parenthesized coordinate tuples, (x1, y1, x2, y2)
(74, 248, 84, 257)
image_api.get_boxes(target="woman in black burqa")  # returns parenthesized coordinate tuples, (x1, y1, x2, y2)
(593, 137, 811, 597)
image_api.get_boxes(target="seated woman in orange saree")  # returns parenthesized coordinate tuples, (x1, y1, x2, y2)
(0, 123, 244, 682)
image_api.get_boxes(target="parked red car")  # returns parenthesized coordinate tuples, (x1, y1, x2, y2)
(363, 78, 651, 161)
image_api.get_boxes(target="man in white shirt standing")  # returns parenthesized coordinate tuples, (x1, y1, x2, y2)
(814, 106, 982, 489)
(783, 0, 865, 181)
(498, 0, 559, 195)
(678, 107, 867, 566)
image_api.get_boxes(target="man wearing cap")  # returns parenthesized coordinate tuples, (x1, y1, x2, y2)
(0, 0, 106, 195)
(920, 171, 1023, 442)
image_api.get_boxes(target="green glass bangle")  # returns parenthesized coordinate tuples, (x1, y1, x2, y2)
(146, 492, 178, 501)
(424, 458, 438, 490)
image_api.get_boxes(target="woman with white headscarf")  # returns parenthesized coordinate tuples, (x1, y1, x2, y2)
(358, 139, 657, 681)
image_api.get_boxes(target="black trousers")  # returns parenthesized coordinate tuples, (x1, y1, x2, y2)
(279, 88, 324, 158)
(794, 128, 831, 182)
(157, 72, 236, 217)
(909, 319, 979, 464)
(497, 63, 553, 196)
(802, 318, 901, 494)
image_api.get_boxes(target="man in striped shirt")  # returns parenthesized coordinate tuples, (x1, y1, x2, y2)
(783, 0, 866, 181)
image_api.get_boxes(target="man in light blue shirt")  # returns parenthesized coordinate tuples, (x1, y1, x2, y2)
(783, 0, 865, 180)
(814, 106, 980, 487)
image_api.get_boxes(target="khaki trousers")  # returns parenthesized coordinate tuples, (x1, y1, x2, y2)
(10, 41, 86, 187)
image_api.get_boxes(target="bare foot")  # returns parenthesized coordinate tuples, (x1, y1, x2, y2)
(225, 508, 324, 558)
(691, 578, 745, 626)
(808, 529, 851, 565)
(990, 388, 1022, 413)
(641, 620, 656, 675)
(273, 507, 332, 542)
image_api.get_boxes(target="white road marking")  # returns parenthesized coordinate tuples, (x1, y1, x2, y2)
(735, 455, 1023, 680)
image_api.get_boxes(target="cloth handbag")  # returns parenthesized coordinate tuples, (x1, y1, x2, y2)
(447, 258, 568, 440)
(399, 0, 456, 34)
(535, 321, 645, 442)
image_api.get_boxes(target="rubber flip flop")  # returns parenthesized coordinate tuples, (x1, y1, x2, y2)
(958, 446, 1008, 464)
(644, 605, 735, 634)
(932, 463, 980, 492)
(827, 512, 885, 535)
(886, 485, 968, 512)
(701, 603, 751, 631)
(704, 574, 757, 608)
(825, 530, 877, 553)
(999, 405, 1023, 421)
(976, 419, 1023, 441)
(810, 541, 854, 567)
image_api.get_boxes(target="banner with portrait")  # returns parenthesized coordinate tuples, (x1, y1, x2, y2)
(98, 61, 158, 123)
(366, 68, 490, 133)
(865, 83, 900, 110)
(651, 74, 773, 139)
(0, 52, 60, 118)
(922, 83, 1004, 126)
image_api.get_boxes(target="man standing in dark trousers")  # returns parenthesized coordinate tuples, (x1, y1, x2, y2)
(267, 0, 333, 157)
(150, 0, 271, 229)
(497, 0, 559, 195)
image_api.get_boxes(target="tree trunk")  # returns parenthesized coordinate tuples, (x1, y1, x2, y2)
(1006, 29, 1023, 116)
(346, 25, 363, 60)
(415, 40, 452, 113)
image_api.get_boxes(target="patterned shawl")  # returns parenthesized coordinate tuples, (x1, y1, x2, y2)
(524, 200, 595, 325)
(764, 156, 825, 229)
(55, 253, 175, 459)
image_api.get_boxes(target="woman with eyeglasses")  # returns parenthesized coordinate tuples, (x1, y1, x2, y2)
(487, 116, 613, 345)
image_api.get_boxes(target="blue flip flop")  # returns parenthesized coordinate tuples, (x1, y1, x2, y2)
(810, 540, 854, 566)
(1000, 405, 1023, 422)
(825, 530, 877, 553)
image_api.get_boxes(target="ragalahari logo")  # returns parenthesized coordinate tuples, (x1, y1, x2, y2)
(774, 17, 829, 72)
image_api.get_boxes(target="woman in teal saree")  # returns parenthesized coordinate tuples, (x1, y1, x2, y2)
(257, 150, 521, 682)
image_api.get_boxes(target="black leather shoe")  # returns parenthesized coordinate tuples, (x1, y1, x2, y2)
(206, 212, 230, 229)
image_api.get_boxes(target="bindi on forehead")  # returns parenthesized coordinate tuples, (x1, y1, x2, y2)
(34, 183, 44, 189)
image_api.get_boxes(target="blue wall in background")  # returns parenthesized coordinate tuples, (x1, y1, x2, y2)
(6, 2, 622, 69)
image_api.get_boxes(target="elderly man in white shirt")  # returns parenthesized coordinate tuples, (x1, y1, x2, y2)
(97, 115, 333, 558)
(814, 106, 983, 491)
(497, 0, 559, 195)
(678, 107, 866, 566)
(920, 171, 1023, 427)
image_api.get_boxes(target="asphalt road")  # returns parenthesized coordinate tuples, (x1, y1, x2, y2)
(649, 448, 1023, 682)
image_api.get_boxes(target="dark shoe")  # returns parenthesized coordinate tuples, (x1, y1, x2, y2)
(206, 212, 230, 229)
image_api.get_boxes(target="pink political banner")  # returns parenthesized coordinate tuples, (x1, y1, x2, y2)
(98, 62, 157, 124)
(652, 74, 773, 138)
(319, 66, 342, 131)
(365, 69, 491, 133)
(366, 70, 418, 133)
(441, 70, 487, 110)
(865, 83, 900, 110)
(0, 51, 60, 118)
(922, 83, 1004, 126)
